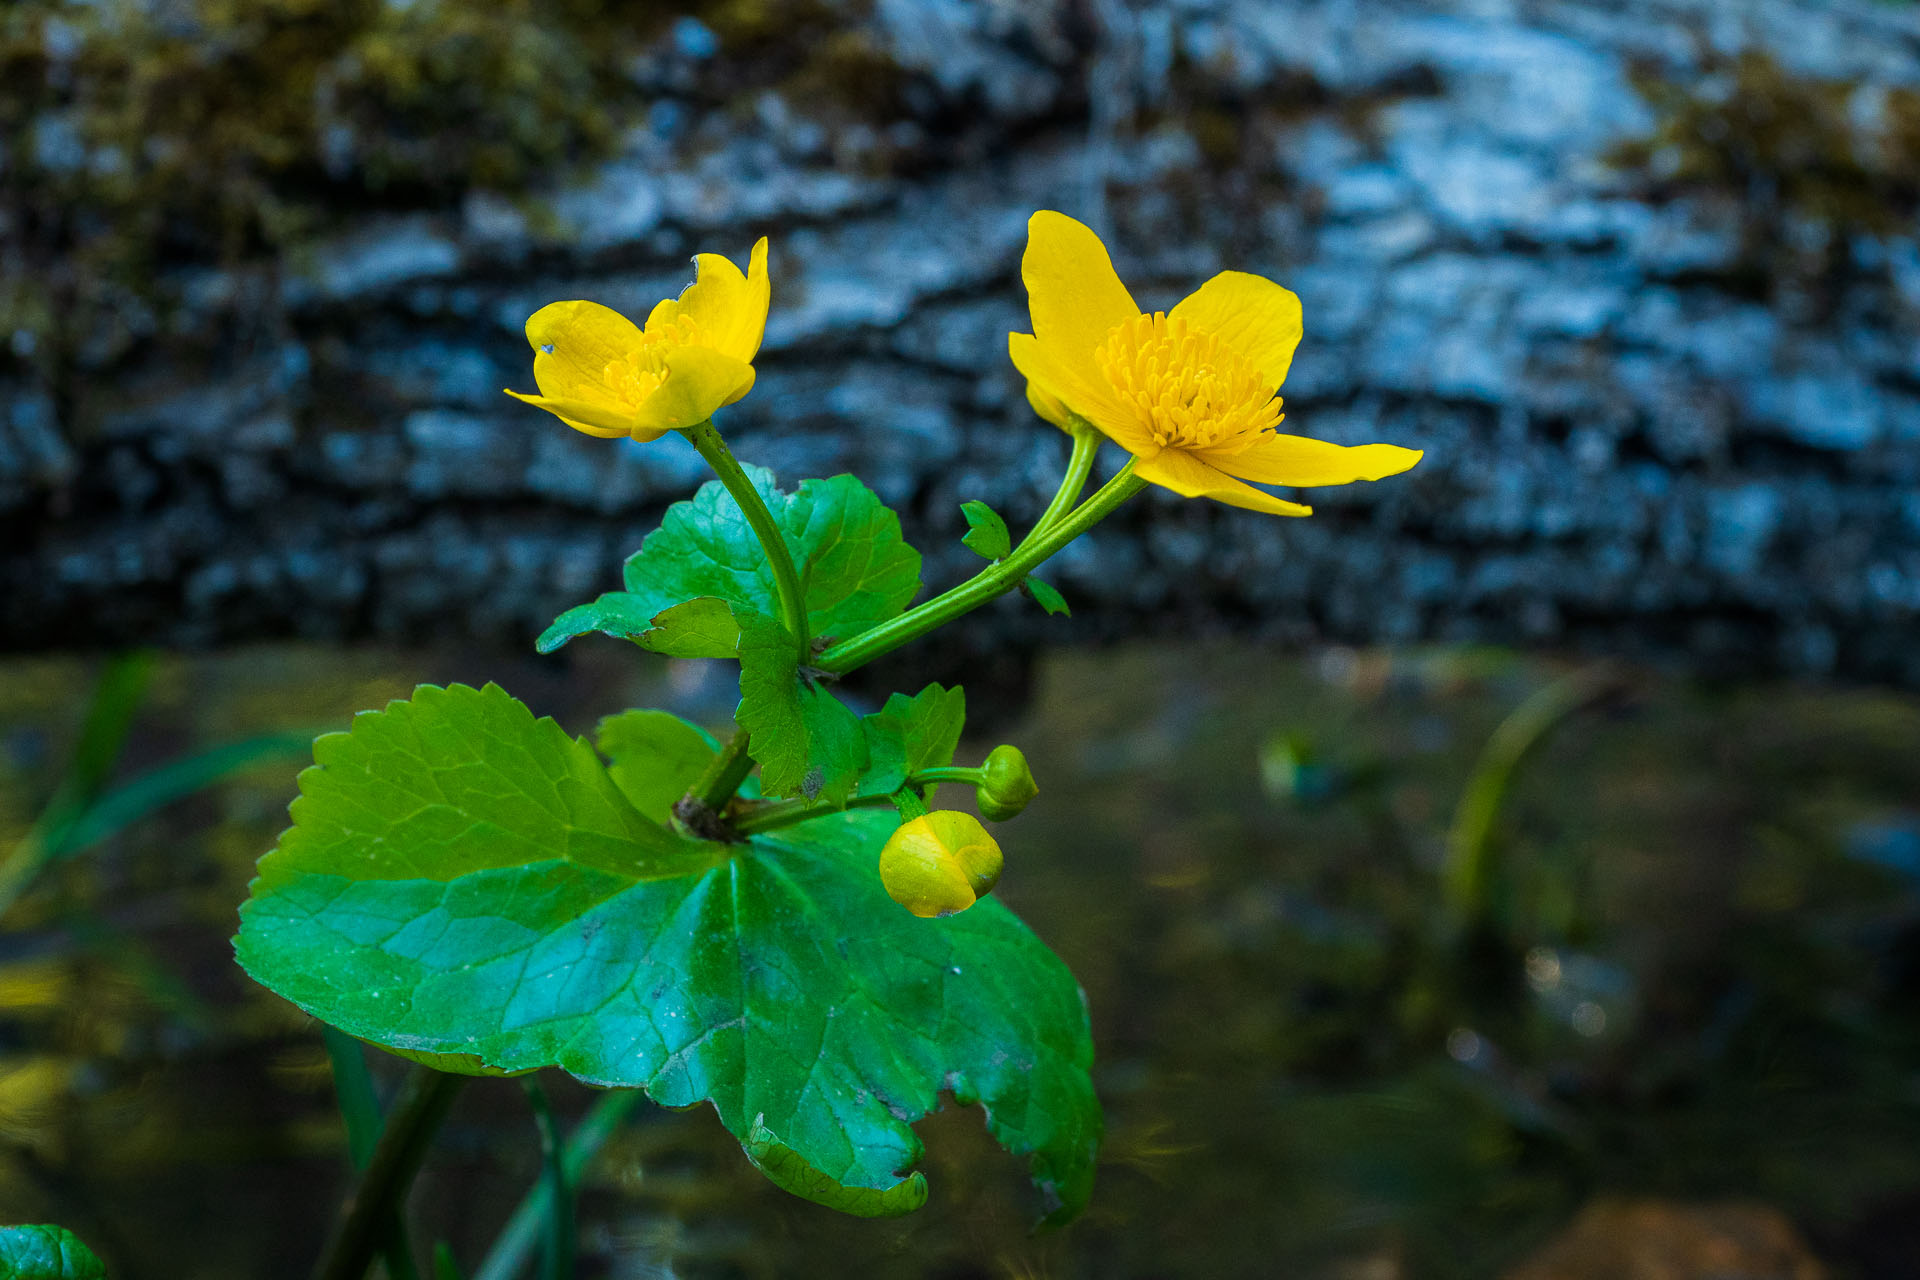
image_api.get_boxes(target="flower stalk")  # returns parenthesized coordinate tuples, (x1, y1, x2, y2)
(816, 461, 1145, 675)
(1025, 422, 1101, 544)
(682, 420, 809, 649)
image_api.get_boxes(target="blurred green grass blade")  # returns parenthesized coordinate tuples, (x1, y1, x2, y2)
(473, 1090, 645, 1280)
(1442, 664, 1618, 931)
(50, 731, 317, 859)
(325, 1026, 384, 1171)
(433, 1243, 467, 1280)
(64, 654, 158, 798)
(0, 653, 155, 917)
(522, 1079, 573, 1280)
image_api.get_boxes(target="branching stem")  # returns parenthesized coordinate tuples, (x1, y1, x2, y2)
(816, 462, 1144, 674)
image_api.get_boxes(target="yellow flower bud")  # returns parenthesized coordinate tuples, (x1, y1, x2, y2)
(878, 811, 1003, 919)
(976, 744, 1039, 821)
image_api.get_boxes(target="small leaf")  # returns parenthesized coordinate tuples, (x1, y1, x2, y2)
(538, 594, 741, 659)
(537, 593, 656, 654)
(636, 598, 741, 659)
(596, 710, 721, 822)
(959, 500, 1011, 561)
(1024, 576, 1071, 617)
(237, 693, 1101, 1223)
(0, 1225, 107, 1279)
(861, 685, 967, 796)
(736, 613, 866, 805)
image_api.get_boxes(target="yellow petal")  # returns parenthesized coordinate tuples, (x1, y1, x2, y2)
(1024, 381, 1075, 432)
(1168, 270, 1303, 389)
(656, 237, 771, 364)
(1133, 447, 1314, 517)
(504, 389, 640, 436)
(1205, 434, 1423, 487)
(1021, 211, 1140, 388)
(629, 345, 756, 436)
(526, 300, 645, 405)
(1008, 332, 1149, 454)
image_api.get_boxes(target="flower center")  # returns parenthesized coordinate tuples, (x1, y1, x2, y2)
(602, 313, 703, 407)
(1093, 312, 1281, 454)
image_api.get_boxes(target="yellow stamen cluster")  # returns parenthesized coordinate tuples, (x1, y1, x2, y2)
(1094, 312, 1281, 454)
(604, 314, 703, 406)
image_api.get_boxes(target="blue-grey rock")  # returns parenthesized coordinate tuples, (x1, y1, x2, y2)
(4, 0, 1920, 687)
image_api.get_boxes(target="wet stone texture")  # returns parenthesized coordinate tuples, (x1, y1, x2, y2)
(4, 0, 1920, 683)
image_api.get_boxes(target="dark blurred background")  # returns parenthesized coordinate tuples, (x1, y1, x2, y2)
(2, 0, 1918, 680)
(4, 2, 1920, 1278)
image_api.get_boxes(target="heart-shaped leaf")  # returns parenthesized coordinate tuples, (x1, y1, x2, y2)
(235, 684, 1099, 1222)
(960, 500, 1011, 561)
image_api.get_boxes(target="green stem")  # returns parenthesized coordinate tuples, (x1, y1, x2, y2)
(472, 1091, 646, 1280)
(733, 763, 985, 838)
(907, 766, 985, 787)
(681, 419, 808, 649)
(521, 1080, 573, 1280)
(323, 1030, 420, 1280)
(682, 729, 755, 817)
(816, 462, 1144, 675)
(732, 792, 902, 837)
(1025, 424, 1100, 543)
(313, 1069, 466, 1280)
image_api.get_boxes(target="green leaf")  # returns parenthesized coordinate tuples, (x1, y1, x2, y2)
(252, 684, 714, 894)
(861, 685, 967, 796)
(595, 710, 721, 822)
(735, 614, 866, 805)
(1024, 577, 1071, 618)
(0, 1225, 107, 1279)
(618, 467, 920, 644)
(746, 1117, 928, 1217)
(236, 685, 1101, 1223)
(536, 594, 740, 659)
(959, 500, 1011, 561)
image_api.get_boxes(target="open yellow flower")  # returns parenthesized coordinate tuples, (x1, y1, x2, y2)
(1009, 212, 1421, 516)
(506, 238, 770, 440)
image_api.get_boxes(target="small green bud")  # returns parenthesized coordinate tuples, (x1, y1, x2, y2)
(976, 744, 1039, 821)
(879, 811, 1003, 918)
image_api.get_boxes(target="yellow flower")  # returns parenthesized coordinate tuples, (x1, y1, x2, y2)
(506, 238, 770, 440)
(1009, 212, 1422, 516)
(878, 811, 1004, 919)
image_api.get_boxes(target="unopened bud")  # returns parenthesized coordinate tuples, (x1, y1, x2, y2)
(878, 811, 1003, 918)
(976, 744, 1039, 821)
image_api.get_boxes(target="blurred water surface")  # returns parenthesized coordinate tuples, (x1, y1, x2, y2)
(2, 643, 1918, 1278)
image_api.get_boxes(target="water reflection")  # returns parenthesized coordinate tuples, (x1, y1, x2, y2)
(2, 644, 1917, 1278)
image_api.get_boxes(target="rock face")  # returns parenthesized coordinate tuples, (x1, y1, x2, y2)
(4, 0, 1920, 683)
